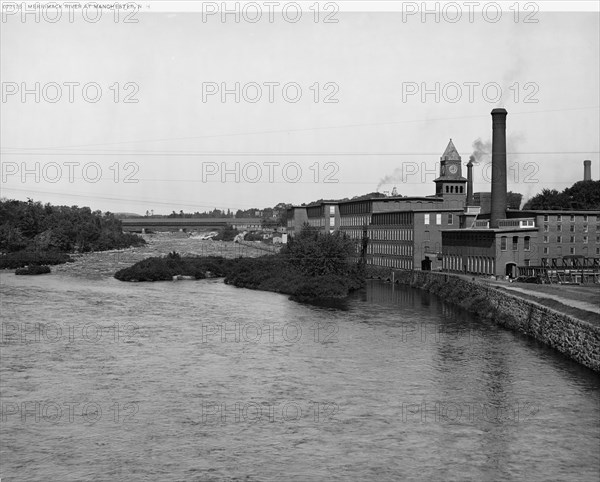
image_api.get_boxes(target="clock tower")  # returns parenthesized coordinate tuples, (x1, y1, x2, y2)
(434, 139, 467, 204)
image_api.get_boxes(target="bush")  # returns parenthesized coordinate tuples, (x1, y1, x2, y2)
(114, 253, 234, 282)
(0, 251, 72, 269)
(15, 265, 51, 275)
(213, 225, 239, 242)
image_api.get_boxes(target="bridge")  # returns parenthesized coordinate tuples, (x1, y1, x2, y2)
(120, 217, 264, 233)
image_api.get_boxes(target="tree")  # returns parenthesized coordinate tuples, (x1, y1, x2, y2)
(523, 181, 600, 210)
(564, 180, 600, 209)
(507, 191, 523, 210)
(282, 224, 356, 277)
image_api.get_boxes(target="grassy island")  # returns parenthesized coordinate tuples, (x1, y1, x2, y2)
(114, 227, 365, 302)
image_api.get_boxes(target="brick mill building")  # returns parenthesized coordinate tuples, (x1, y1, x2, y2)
(286, 109, 600, 281)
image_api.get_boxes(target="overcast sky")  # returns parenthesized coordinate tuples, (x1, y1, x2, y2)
(1, 1, 598, 214)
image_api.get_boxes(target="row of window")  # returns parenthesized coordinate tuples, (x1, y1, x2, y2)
(444, 185, 464, 194)
(369, 257, 413, 269)
(543, 235, 596, 244)
(542, 214, 600, 222)
(340, 215, 371, 227)
(371, 211, 413, 226)
(543, 224, 598, 233)
(542, 247, 599, 255)
(444, 255, 495, 275)
(369, 229, 413, 241)
(368, 244, 413, 256)
(339, 202, 372, 216)
(500, 236, 531, 251)
(341, 229, 365, 240)
(423, 213, 454, 225)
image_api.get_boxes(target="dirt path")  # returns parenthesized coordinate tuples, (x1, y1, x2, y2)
(499, 284, 600, 315)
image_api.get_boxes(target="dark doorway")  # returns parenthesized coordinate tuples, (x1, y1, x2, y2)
(505, 262, 517, 278)
(422, 256, 432, 271)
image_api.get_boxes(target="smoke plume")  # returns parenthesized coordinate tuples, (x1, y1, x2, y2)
(470, 138, 492, 164)
(376, 168, 403, 192)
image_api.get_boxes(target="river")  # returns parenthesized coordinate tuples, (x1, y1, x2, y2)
(1, 269, 598, 481)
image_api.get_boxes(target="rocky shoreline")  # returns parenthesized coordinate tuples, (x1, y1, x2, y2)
(366, 267, 600, 372)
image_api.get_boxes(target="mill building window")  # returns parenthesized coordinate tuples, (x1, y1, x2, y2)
(447, 214, 453, 224)
(543, 225, 549, 232)
(543, 215, 549, 222)
(557, 215, 562, 222)
(501, 236, 507, 251)
(557, 236, 562, 243)
(524, 236, 530, 251)
(512, 236, 518, 251)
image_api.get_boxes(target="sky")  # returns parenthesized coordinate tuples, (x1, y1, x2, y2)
(1, 1, 599, 215)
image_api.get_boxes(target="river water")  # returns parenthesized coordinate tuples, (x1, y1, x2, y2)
(1, 271, 598, 481)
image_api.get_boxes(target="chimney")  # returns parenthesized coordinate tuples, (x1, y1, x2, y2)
(466, 156, 474, 205)
(490, 108, 508, 228)
(584, 160, 592, 181)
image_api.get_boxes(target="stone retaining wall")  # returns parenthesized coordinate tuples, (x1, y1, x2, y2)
(365, 266, 600, 372)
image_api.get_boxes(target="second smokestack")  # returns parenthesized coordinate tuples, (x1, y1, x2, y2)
(467, 156, 474, 205)
(584, 160, 592, 181)
(490, 108, 508, 228)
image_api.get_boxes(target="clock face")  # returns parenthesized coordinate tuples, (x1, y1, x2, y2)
(448, 165, 458, 175)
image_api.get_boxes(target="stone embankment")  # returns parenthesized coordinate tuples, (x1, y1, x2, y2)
(366, 267, 600, 372)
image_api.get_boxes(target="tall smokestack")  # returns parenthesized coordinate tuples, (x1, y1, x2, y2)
(467, 156, 474, 205)
(584, 160, 592, 181)
(490, 108, 508, 228)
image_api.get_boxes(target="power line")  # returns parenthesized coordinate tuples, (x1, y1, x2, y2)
(2, 151, 598, 156)
(0, 186, 292, 210)
(3, 105, 598, 152)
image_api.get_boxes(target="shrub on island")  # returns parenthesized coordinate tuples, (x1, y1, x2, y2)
(114, 252, 235, 282)
(1, 251, 72, 269)
(15, 265, 51, 275)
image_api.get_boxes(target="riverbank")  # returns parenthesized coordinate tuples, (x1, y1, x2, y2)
(367, 266, 600, 372)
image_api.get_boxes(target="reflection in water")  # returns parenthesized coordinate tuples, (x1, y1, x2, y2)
(0, 274, 598, 481)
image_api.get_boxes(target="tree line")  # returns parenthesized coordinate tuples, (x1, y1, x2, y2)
(0, 198, 145, 268)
